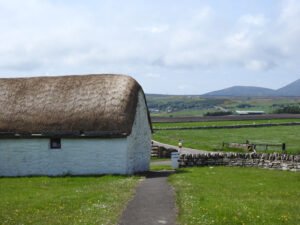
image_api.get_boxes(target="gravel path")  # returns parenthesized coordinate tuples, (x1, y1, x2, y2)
(152, 140, 209, 154)
(119, 142, 209, 225)
(151, 160, 171, 166)
(119, 171, 177, 225)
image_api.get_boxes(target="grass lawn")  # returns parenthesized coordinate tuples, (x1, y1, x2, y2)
(169, 167, 300, 225)
(150, 164, 173, 171)
(151, 157, 172, 161)
(150, 157, 173, 171)
(153, 125, 300, 154)
(0, 176, 140, 225)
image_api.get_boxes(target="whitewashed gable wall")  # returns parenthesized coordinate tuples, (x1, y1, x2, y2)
(126, 90, 152, 173)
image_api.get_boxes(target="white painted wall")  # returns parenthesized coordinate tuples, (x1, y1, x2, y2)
(126, 90, 152, 174)
(0, 138, 129, 176)
(0, 90, 151, 176)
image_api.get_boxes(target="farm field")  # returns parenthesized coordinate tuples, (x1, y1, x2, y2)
(153, 123, 300, 154)
(147, 94, 300, 117)
(0, 176, 140, 225)
(151, 114, 300, 123)
(151, 109, 213, 117)
(153, 118, 300, 129)
(169, 167, 300, 225)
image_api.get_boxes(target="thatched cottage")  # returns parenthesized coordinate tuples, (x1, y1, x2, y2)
(0, 74, 152, 176)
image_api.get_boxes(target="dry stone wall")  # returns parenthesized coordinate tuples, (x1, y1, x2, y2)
(179, 152, 300, 172)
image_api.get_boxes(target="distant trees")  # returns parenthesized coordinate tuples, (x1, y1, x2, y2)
(274, 106, 300, 114)
(146, 97, 227, 112)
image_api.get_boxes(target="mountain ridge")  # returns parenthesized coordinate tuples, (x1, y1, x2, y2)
(203, 79, 300, 97)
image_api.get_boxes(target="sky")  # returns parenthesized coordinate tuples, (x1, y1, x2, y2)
(0, 0, 299, 94)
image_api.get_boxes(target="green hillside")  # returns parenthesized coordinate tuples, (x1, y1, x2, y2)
(146, 95, 300, 117)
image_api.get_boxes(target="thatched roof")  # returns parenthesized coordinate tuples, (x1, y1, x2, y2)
(0, 74, 151, 137)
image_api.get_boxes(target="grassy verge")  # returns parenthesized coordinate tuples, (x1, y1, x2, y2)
(169, 167, 300, 225)
(0, 176, 140, 225)
(150, 158, 173, 171)
(153, 126, 300, 154)
(151, 157, 171, 161)
(150, 164, 173, 171)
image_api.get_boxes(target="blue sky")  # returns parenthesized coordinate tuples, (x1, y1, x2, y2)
(0, 0, 299, 94)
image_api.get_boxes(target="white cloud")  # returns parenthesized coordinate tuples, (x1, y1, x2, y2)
(280, 0, 300, 22)
(0, 0, 299, 93)
(178, 84, 191, 91)
(239, 14, 267, 27)
(144, 73, 161, 78)
(276, 0, 300, 56)
(225, 31, 253, 53)
(135, 25, 169, 34)
(0, 1, 295, 73)
(244, 60, 275, 71)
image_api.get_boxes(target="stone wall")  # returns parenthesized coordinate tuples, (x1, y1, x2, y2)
(179, 152, 300, 172)
(151, 145, 177, 158)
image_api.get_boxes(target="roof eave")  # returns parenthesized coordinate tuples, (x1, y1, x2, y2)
(0, 131, 129, 138)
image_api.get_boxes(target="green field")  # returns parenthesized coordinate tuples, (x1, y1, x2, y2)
(153, 118, 300, 129)
(169, 167, 300, 225)
(147, 95, 300, 117)
(0, 176, 140, 225)
(152, 109, 209, 117)
(153, 125, 300, 154)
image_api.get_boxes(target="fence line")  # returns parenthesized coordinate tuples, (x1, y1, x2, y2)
(222, 142, 286, 151)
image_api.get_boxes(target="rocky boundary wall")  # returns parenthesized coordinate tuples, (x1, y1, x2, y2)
(178, 152, 300, 172)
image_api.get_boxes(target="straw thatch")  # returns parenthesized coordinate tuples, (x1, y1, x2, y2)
(0, 74, 151, 137)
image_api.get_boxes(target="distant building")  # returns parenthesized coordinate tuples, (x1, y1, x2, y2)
(0, 74, 152, 176)
(149, 108, 160, 113)
(235, 110, 265, 115)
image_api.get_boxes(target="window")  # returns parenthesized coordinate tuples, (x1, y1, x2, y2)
(50, 138, 61, 149)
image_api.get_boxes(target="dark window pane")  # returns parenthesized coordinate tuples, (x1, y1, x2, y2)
(50, 138, 61, 149)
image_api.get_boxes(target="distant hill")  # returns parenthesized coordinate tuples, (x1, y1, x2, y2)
(204, 86, 275, 97)
(203, 79, 300, 97)
(276, 79, 300, 96)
